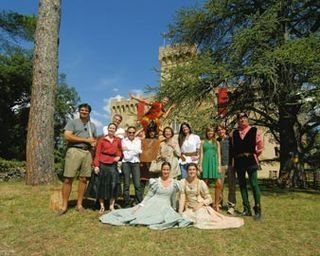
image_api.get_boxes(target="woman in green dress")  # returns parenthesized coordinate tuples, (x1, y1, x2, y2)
(99, 162, 192, 230)
(199, 127, 222, 211)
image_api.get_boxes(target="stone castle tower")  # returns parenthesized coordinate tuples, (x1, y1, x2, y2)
(108, 44, 197, 131)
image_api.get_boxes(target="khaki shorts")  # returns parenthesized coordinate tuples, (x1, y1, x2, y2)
(63, 148, 92, 178)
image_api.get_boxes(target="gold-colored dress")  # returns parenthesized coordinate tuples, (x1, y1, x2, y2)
(159, 140, 181, 178)
(180, 179, 244, 229)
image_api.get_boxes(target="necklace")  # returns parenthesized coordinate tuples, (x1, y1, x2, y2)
(186, 178, 197, 190)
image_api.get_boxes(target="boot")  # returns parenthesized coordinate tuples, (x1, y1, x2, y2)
(241, 203, 252, 216)
(253, 204, 262, 220)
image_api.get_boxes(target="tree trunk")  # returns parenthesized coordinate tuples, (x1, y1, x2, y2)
(26, 0, 61, 185)
(278, 107, 298, 177)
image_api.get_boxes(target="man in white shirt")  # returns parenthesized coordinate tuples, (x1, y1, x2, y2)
(103, 114, 125, 139)
(122, 126, 143, 207)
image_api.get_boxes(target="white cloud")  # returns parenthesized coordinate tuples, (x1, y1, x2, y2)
(89, 116, 103, 129)
(103, 95, 125, 114)
(130, 89, 144, 96)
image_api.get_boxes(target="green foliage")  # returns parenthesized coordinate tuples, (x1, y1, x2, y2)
(159, 0, 320, 167)
(0, 48, 32, 160)
(54, 74, 80, 148)
(0, 11, 80, 162)
(0, 158, 25, 170)
(0, 11, 36, 43)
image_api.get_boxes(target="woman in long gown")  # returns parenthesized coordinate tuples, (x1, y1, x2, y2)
(179, 163, 244, 230)
(157, 127, 181, 179)
(99, 162, 192, 230)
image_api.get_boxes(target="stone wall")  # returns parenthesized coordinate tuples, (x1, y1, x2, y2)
(0, 167, 26, 182)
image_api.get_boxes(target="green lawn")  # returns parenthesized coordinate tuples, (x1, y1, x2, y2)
(0, 181, 319, 256)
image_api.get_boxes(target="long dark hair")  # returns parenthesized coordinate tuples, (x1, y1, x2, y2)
(161, 161, 171, 169)
(145, 120, 158, 139)
(178, 122, 192, 147)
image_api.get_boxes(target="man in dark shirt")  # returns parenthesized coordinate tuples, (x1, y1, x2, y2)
(232, 112, 263, 220)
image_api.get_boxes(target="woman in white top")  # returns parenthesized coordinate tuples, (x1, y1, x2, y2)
(178, 122, 201, 178)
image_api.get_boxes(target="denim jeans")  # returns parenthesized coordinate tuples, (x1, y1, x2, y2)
(122, 162, 143, 205)
(180, 164, 188, 179)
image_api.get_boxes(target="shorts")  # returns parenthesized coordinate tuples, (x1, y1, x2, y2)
(63, 147, 92, 178)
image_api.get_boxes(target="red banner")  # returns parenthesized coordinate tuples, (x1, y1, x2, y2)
(217, 87, 229, 117)
(137, 101, 145, 120)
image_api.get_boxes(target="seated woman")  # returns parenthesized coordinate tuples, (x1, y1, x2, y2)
(179, 163, 244, 229)
(99, 162, 192, 230)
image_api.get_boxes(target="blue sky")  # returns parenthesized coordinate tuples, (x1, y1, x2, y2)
(2, 0, 202, 133)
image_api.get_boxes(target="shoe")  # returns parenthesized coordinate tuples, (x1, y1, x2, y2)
(253, 205, 262, 220)
(227, 207, 235, 215)
(75, 207, 86, 214)
(56, 208, 67, 216)
(240, 208, 252, 216)
(114, 203, 122, 209)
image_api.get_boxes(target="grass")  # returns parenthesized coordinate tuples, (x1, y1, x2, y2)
(0, 181, 319, 256)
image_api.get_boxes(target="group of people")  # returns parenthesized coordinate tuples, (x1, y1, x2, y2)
(57, 97, 264, 230)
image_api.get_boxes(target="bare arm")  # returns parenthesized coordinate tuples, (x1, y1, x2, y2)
(130, 93, 152, 106)
(198, 141, 204, 172)
(178, 193, 186, 214)
(255, 129, 264, 156)
(64, 130, 96, 145)
(217, 141, 221, 173)
(162, 104, 175, 119)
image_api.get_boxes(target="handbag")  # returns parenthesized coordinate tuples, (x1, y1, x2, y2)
(149, 159, 163, 173)
(85, 170, 100, 199)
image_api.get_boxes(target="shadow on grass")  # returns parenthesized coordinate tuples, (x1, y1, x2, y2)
(258, 183, 320, 196)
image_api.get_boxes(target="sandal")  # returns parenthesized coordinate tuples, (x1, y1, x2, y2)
(75, 206, 86, 214)
(56, 208, 67, 216)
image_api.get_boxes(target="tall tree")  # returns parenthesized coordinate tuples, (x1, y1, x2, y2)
(26, 0, 61, 185)
(159, 0, 320, 172)
(0, 11, 36, 160)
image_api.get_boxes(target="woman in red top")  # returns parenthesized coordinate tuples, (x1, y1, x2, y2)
(130, 94, 175, 134)
(94, 123, 122, 213)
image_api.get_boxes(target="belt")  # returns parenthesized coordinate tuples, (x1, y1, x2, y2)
(69, 145, 90, 151)
(235, 153, 254, 158)
(183, 152, 198, 156)
(101, 152, 116, 157)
